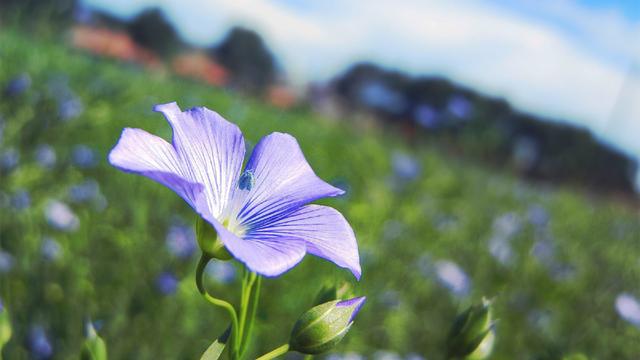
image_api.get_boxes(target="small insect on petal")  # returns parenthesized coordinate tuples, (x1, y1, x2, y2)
(238, 170, 255, 191)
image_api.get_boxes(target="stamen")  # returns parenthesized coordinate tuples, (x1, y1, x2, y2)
(238, 170, 255, 191)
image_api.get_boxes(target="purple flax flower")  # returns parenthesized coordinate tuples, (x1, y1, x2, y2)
(28, 326, 53, 359)
(435, 260, 470, 296)
(0, 249, 15, 273)
(109, 102, 360, 278)
(45, 200, 80, 232)
(165, 224, 197, 259)
(206, 261, 236, 284)
(10, 189, 31, 210)
(4, 73, 31, 97)
(58, 96, 84, 121)
(35, 144, 57, 169)
(391, 152, 421, 181)
(41, 237, 62, 262)
(155, 271, 179, 295)
(615, 293, 640, 327)
(68, 179, 100, 203)
(446, 95, 472, 119)
(72, 145, 97, 168)
(413, 104, 439, 129)
(0, 148, 19, 172)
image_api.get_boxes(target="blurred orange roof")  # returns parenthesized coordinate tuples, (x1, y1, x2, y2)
(171, 52, 228, 86)
(267, 85, 297, 109)
(71, 25, 161, 69)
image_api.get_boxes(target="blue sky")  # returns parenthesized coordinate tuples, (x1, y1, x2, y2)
(83, 0, 640, 183)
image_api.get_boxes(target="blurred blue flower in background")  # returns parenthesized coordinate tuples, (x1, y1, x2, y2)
(435, 260, 470, 296)
(68, 179, 100, 203)
(165, 224, 197, 260)
(379, 289, 401, 309)
(71, 144, 97, 168)
(406, 353, 426, 360)
(41, 237, 62, 262)
(359, 81, 406, 115)
(35, 144, 57, 169)
(488, 235, 513, 266)
(527, 204, 549, 228)
(155, 271, 179, 295)
(205, 261, 236, 284)
(45, 200, 79, 232)
(531, 239, 555, 266)
(487, 213, 521, 265)
(28, 325, 53, 360)
(4, 72, 31, 97)
(391, 151, 421, 182)
(0, 249, 15, 274)
(446, 95, 472, 120)
(10, 189, 31, 211)
(0, 148, 19, 172)
(615, 293, 640, 327)
(326, 352, 365, 360)
(373, 350, 403, 360)
(413, 104, 439, 129)
(58, 96, 84, 121)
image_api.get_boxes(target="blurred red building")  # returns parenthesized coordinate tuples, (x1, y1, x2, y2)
(171, 52, 228, 86)
(70, 25, 161, 69)
(266, 85, 297, 109)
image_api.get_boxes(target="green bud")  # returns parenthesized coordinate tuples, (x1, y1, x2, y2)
(81, 321, 107, 360)
(289, 296, 366, 355)
(196, 216, 231, 260)
(0, 300, 12, 351)
(446, 297, 495, 360)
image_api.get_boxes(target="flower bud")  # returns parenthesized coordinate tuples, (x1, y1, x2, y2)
(81, 321, 107, 360)
(446, 297, 495, 360)
(0, 299, 12, 351)
(289, 296, 365, 355)
(196, 217, 231, 260)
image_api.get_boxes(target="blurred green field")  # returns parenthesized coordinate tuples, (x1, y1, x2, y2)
(1, 29, 639, 359)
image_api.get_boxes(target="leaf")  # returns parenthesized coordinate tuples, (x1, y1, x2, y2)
(200, 326, 231, 360)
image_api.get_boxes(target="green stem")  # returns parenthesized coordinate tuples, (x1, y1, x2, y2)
(238, 270, 251, 340)
(195, 254, 240, 359)
(256, 344, 289, 360)
(240, 275, 261, 356)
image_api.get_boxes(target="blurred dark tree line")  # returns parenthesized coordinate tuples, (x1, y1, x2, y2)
(332, 63, 637, 193)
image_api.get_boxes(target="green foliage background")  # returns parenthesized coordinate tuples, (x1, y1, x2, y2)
(1, 29, 639, 359)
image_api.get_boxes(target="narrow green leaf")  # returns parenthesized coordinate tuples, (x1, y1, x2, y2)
(200, 326, 231, 360)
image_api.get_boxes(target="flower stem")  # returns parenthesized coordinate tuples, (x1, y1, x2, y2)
(256, 344, 289, 360)
(240, 275, 261, 357)
(195, 253, 240, 358)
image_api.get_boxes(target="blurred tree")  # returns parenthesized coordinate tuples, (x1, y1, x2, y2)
(212, 27, 277, 93)
(127, 8, 182, 58)
(0, 0, 77, 30)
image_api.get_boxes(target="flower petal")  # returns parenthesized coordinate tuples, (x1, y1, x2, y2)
(234, 133, 344, 231)
(198, 205, 307, 277)
(154, 102, 245, 218)
(108, 127, 204, 208)
(247, 204, 361, 279)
